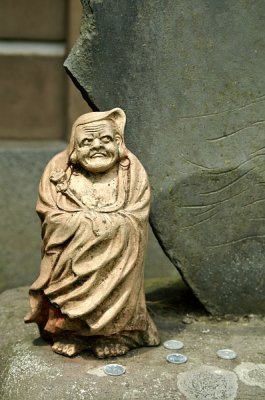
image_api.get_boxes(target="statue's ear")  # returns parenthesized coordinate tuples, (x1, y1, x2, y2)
(70, 149, 78, 164)
(115, 134, 122, 145)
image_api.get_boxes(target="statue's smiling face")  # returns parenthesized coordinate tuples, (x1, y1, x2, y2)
(75, 120, 121, 173)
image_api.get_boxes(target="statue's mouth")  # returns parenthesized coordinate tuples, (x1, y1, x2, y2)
(90, 152, 107, 158)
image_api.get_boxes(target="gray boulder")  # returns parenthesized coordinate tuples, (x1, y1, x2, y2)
(65, 0, 265, 314)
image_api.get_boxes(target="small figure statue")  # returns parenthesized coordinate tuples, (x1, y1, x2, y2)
(25, 108, 160, 358)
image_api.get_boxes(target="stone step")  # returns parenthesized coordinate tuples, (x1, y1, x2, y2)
(1, 285, 264, 400)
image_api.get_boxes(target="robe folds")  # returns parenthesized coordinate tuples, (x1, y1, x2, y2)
(26, 148, 159, 343)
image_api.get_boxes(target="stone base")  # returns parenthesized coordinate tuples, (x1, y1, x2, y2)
(1, 285, 265, 399)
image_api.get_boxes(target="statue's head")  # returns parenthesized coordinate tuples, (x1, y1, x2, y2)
(69, 108, 128, 173)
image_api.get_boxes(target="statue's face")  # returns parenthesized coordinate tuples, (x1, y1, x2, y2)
(75, 120, 121, 173)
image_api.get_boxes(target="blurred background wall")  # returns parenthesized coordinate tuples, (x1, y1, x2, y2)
(0, 0, 175, 292)
(0, 0, 88, 139)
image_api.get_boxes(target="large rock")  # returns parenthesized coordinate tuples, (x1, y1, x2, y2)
(65, 0, 265, 314)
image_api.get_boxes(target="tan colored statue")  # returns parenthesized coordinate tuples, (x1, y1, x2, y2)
(25, 108, 160, 358)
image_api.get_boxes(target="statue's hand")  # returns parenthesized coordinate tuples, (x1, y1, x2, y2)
(84, 211, 113, 237)
(84, 210, 97, 222)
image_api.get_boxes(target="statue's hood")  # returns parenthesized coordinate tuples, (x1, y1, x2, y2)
(68, 108, 126, 156)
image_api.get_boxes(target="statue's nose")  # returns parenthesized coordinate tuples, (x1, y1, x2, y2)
(92, 138, 101, 149)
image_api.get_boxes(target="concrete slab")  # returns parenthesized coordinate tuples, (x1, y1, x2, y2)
(1, 283, 264, 399)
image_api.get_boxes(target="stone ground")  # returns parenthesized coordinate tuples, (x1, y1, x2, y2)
(1, 280, 265, 400)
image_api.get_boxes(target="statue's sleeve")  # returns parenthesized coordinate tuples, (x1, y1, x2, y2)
(119, 153, 151, 224)
(36, 152, 64, 219)
(36, 152, 86, 254)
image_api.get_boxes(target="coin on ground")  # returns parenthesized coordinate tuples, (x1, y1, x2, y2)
(166, 353, 188, 364)
(163, 340, 184, 350)
(103, 364, 126, 376)
(217, 349, 237, 360)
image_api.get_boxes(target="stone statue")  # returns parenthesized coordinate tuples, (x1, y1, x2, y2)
(25, 108, 160, 358)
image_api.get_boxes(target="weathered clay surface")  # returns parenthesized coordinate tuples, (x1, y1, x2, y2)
(25, 109, 159, 359)
(65, 0, 265, 314)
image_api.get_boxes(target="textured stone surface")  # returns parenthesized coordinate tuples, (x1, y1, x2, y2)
(234, 362, 265, 390)
(0, 141, 65, 291)
(0, 141, 175, 292)
(65, 0, 265, 314)
(177, 366, 238, 400)
(1, 285, 265, 399)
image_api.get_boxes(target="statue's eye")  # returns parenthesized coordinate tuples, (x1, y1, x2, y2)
(101, 135, 112, 143)
(81, 138, 93, 146)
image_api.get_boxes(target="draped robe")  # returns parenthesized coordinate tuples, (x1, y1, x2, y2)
(26, 148, 159, 343)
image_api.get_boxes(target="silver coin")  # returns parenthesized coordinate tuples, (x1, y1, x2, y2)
(103, 364, 126, 376)
(217, 349, 237, 360)
(163, 340, 184, 350)
(166, 353, 188, 364)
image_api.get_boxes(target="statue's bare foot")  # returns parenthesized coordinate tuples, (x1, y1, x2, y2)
(92, 342, 129, 359)
(52, 339, 86, 357)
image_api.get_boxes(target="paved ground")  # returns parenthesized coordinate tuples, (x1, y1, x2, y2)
(1, 280, 265, 399)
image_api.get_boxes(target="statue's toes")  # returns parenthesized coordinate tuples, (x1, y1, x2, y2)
(109, 344, 117, 356)
(103, 346, 110, 357)
(115, 344, 129, 356)
(65, 344, 77, 357)
(52, 341, 64, 354)
(94, 346, 104, 358)
(93, 342, 129, 358)
(52, 341, 79, 357)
